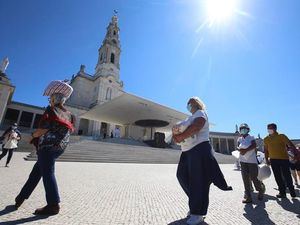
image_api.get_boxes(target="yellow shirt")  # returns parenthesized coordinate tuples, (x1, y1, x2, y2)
(264, 133, 290, 160)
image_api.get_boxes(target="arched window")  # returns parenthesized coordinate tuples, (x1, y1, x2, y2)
(106, 87, 112, 100)
(110, 53, 115, 64)
(113, 30, 116, 35)
(100, 53, 103, 61)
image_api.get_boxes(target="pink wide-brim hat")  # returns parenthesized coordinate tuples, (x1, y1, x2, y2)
(43, 80, 73, 99)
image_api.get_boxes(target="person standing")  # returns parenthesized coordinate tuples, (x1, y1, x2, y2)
(0, 123, 21, 167)
(14, 80, 75, 215)
(264, 123, 297, 198)
(287, 146, 300, 185)
(173, 97, 232, 225)
(237, 123, 265, 203)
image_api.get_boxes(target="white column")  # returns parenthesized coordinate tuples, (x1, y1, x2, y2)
(16, 110, 23, 125)
(30, 113, 36, 129)
(226, 138, 230, 154)
(210, 137, 214, 150)
(92, 121, 101, 138)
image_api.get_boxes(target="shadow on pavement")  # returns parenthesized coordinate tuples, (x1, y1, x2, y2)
(276, 198, 300, 218)
(0, 215, 49, 225)
(243, 194, 277, 225)
(0, 205, 49, 225)
(0, 205, 16, 216)
(168, 218, 209, 225)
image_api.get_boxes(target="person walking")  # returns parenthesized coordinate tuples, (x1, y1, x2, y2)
(264, 123, 297, 198)
(173, 97, 232, 225)
(14, 80, 75, 215)
(0, 123, 21, 167)
(237, 123, 265, 203)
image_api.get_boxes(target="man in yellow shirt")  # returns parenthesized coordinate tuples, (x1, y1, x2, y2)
(264, 123, 297, 198)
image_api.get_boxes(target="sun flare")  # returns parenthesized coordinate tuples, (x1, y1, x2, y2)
(206, 0, 237, 24)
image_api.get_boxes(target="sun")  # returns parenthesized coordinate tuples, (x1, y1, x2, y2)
(205, 0, 237, 24)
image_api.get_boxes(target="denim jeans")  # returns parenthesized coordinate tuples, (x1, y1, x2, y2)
(17, 146, 64, 204)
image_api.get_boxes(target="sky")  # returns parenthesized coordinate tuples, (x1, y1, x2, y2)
(0, 0, 299, 138)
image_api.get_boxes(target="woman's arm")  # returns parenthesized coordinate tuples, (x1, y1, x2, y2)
(31, 129, 49, 138)
(173, 117, 206, 143)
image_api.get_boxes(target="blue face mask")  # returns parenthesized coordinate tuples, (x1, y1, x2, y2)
(187, 104, 192, 112)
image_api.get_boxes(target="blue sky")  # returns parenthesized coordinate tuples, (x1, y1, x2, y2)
(0, 0, 299, 138)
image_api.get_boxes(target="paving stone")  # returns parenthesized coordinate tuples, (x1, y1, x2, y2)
(0, 153, 299, 225)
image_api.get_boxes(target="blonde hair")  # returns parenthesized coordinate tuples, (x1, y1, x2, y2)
(188, 96, 206, 110)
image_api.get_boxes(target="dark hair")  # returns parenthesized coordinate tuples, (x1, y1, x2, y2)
(267, 123, 277, 130)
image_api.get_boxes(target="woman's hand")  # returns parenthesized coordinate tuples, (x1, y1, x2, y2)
(172, 125, 180, 135)
(239, 148, 247, 155)
(173, 134, 185, 143)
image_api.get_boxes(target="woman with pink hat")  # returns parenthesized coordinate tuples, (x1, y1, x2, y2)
(14, 80, 75, 215)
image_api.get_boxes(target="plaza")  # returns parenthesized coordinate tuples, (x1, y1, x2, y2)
(0, 151, 299, 225)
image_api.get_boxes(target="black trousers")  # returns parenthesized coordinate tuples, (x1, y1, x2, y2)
(177, 141, 230, 215)
(0, 147, 15, 165)
(270, 159, 295, 194)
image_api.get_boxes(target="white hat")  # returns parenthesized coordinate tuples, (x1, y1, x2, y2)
(43, 80, 73, 99)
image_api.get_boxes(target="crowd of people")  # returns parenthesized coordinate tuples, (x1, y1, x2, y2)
(172, 98, 299, 225)
(0, 82, 299, 224)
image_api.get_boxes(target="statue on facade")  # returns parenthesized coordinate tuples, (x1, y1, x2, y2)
(0, 57, 9, 74)
(79, 64, 85, 73)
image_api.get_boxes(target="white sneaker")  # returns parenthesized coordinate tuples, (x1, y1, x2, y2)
(186, 215, 204, 225)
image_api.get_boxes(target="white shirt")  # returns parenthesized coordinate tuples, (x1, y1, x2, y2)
(237, 135, 257, 164)
(180, 110, 210, 152)
(4, 131, 18, 149)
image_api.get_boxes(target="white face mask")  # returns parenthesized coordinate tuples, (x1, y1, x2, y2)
(268, 129, 274, 135)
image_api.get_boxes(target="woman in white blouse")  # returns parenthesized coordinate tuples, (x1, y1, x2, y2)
(173, 97, 232, 225)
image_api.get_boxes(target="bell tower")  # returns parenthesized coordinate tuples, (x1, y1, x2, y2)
(95, 13, 121, 81)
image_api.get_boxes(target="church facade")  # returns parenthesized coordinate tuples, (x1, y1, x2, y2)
(0, 15, 240, 154)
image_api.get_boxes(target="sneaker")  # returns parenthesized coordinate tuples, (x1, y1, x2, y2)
(186, 215, 204, 225)
(242, 198, 252, 204)
(276, 193, 286, 198)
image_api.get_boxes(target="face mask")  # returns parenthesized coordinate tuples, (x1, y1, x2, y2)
(187, 104, 192, 112)
(268, 129, 274, 135)
(240, 128, 248, 135)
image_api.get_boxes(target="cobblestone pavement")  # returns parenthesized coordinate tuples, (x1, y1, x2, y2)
(0, 153, 299, 225)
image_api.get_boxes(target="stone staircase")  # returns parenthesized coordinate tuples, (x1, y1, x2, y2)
(24, 140, 236, 164)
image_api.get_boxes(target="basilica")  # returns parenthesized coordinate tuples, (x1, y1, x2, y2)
(0, 15, 239, 154)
